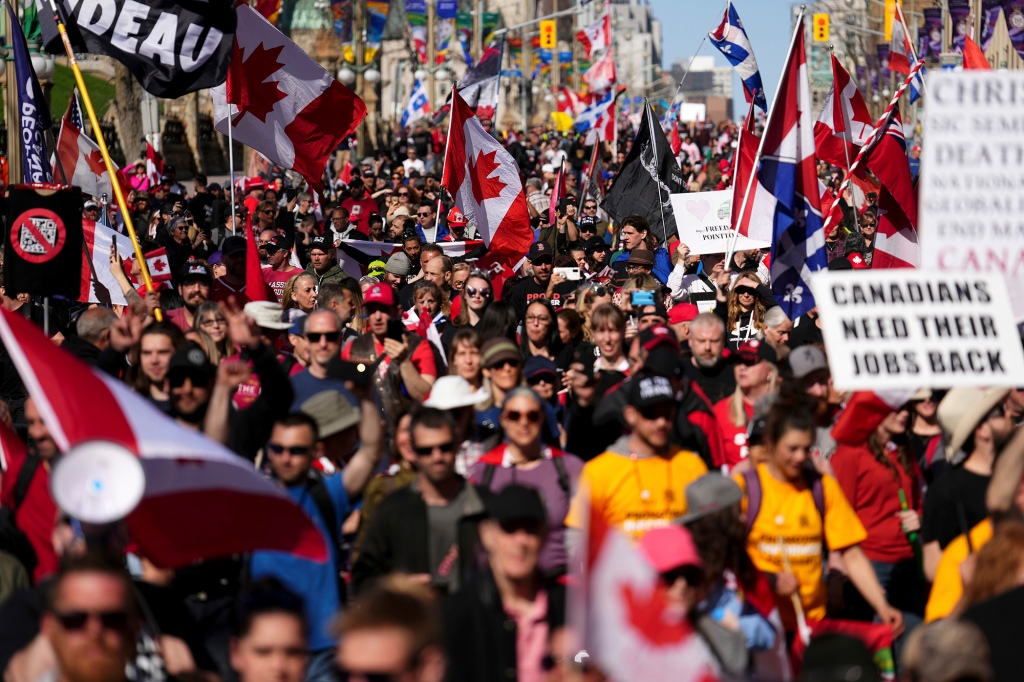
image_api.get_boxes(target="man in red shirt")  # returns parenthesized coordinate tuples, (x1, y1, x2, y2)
(211, 236, 251, 304)
(261, 235, 302, 302)
(340, 178, 379, 234)
(1, 397, 60, 582)
(342, 283, 436, 403)
(166, 258, 212, 331)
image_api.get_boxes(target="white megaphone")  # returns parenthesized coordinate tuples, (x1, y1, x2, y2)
(50, 441, 146, 524)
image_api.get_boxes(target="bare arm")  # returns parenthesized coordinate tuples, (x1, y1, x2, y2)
(382, 337, 434, 402)
(841, 544, 904, 637)
(203, 360, 251, 445)
(987, 422, 1024, 516)
(342, 389, 386, 498)
(922, 540, 942, 582)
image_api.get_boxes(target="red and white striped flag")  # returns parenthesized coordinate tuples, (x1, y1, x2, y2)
(813, 55, 873, 170)
(0, 306, 327, 568)
(80, 219, 133, 306)
(889, 16, 913, 74)
(145, 142, 163, 187)
(576, 13, 611, 59)
(582, 50, 617, 94)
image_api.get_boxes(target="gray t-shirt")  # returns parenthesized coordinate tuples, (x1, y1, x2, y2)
(426, 483, 472, 593)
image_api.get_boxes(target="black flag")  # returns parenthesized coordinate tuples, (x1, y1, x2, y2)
(38, 0, 236, 98)
(602, 103, 685, 245)
(5, 186, 83, 298)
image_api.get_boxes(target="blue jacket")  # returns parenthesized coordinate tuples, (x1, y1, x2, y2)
(611, 247, 672, 284)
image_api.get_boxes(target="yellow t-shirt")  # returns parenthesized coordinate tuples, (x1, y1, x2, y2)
(566, 447, 708, 541)
(924, 518, 994, 623)
(734, 464, 868, 627)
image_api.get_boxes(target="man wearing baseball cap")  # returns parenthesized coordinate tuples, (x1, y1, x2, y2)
(166, 258, 213, 332)
(566, 373, 708, 541)
(261, 234, 303, 302)
(508, 242, 576, 317)
(303, 235, 350, 290)
(211, 235, 269, 305)
(343, 283, 438, 420)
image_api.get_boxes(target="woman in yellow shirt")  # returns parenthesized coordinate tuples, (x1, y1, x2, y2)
(734, 406, 904, 638)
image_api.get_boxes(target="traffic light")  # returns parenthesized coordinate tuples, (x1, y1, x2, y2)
(539, 19, 556, 49)
(813, 13, 829, 42)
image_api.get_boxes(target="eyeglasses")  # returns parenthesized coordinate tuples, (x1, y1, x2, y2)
(488, 359, 521, 370)
(398, 191, 409, 197)
(504, 409, 541, 423)
(733, 285, 757, 296)
(580, 225, 596, 233)
(527, 375, 555, 386)
(51, 610, 131, 633)
(526, 315, 551, 324)
(168, 369, 208, 388)
(417, 212, 432, 217)
(584, 204, 597, 210)
(412, 441, 456, 457)
(200, 317, 226, 328)
(262, 209, 275, 214)
(306, 331, 341, 343)
(266, 443, 313, 456)
(465, 286, 491, 298)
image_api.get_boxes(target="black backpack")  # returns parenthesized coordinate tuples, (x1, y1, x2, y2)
(0, 455, 41, 578)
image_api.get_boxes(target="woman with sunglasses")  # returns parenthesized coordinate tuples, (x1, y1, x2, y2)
(830, 399, 925, 657)
(470, 387, 583, 578)
(713, 340, 779, 471)
(907, 389, 946, 483)
(441, 271, 492, 348)
(735, 404, 904, 643)
(713, 269, 772, 349)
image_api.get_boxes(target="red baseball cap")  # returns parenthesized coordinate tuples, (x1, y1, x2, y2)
(363, 283, 396, 307)
(638, 526, 704, 574)
(668, 303, 699, 325)
(447, 206, 467, 227)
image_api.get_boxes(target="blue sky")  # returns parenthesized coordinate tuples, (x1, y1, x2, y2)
(648, 0, 796, 119)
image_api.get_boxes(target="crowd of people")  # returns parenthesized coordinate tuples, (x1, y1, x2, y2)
(0, 117, 1013, 682)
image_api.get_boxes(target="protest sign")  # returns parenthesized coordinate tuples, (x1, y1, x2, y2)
(811, 270, 1024, 391)
(670, 191, 771, 255)
(919, 70, 1024, 321)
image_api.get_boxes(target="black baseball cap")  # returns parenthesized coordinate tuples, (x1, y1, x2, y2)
(223, 235, 246, 256)
(486, 485, 547, 526)
(528, 242, 552, 262)
(578, 215, 597, 231)
(168, 343, 213, 382)
(584, 236, 610, 254)
(309, 235, 330, 253)
(627, 375, 676, 409)
(180, 258, 212, 282)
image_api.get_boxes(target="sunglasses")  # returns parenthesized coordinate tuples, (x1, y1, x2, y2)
(504, 409, 541, 423)
(168, 369, 208, 388)
(465, 286, 491, 298)
(417, 212, 432, 217)
(262, 209, 275, 214)
(306, 331, 341, 343)
(580, 225, 596, 232)
(266, 443, 313, 456)
(532, 257, 553, 266)
(527, 374, 555, 386)
(638, 404, 675, 421)
(398, 191, 409, 197)
(541, 654, 593, 674)
(584, 205, 597, 210)
(412, 441, 456, 457)
(488, 359, 521, 370)
(734, 285, 757, 296)
(52, 610, 131, 633)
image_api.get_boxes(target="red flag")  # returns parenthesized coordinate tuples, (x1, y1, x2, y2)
(670, 120, 682, 156)
(889, 15, 913, 74)
(440, 89, 533, 266)
(213, 4, 366, 198)
(814, 55, 874, 170)
(963, 35, 991, 70)
(861, 108, 919, 268)
(582, 50, 617, 94)
(244, 224, 269, 303)
(0, 307, 326, 568)
(731, 101, 759, 236)
(145, 142, 163, 187)
(576, 13, 611, 59)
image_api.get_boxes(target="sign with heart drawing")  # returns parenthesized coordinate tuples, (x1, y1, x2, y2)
(670, 190, 771, 256)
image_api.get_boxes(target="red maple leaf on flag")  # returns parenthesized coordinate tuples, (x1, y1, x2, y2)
(621, 582, 692, 646)
(85, 149, 107, 176)
(469, 149, 506, 204)
(152, 259, 167, 273)
(229, 41, 287, 126)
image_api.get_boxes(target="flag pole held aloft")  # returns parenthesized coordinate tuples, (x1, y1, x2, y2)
(42, 0, 162, 321)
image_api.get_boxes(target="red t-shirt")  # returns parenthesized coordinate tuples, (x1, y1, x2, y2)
(1, 450, 58, 582)
(341, 197, 380, 232)
(166, 306, 191, 333)
(342, 334, 437, 380)
(262, 266, 302, 303)
(830, 442, 921, 563)
(211, 278, 251, 305)
(712, 396, 753, 471)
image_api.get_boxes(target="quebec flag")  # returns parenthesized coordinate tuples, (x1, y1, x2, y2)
(709, 2, 768, 112)
(401, 79, 431, 130)
(574, 89, 614, 133)
(745, 15, 825, 319)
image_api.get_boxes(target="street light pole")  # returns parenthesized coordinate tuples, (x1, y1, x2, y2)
(5, 7, 20, 185)
(354, 0, 366, 157)
(426, 0, 436, 106)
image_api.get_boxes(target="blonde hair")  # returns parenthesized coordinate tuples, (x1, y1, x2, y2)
(283, 273, 316, 310)
(728, 362, 778, 427)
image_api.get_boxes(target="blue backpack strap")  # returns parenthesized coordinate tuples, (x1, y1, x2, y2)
(810, 473, 826, 522)
(742, 467, 762, 534)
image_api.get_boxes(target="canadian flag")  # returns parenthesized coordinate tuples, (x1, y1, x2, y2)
(144, 248, 172, 282)
(864, 108, 919, 269)
(145, 142, 163, 187)
(80, 219, 133, 306)
(0, 306, 327, 568)
(55, 112, 124, 200)
(889, 16, 913, 75)
(576, 13, 611, 59)
(571, 506, 721, 681)
(814, 55, 873, 170)
(440, 89, 533, 266)
(732, 101, 760, 237)
(582, 51, 617, 94)
(212, 3, 367, 198)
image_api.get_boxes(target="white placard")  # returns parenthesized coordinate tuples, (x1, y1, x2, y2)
(670, 191, 771, 256)
(811, 270, 1024, 391)
(919, 71, 1024, 321)
(678, 103, 706, 123)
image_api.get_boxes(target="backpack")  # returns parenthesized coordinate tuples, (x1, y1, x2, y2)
(742, 465, 825, 535)
(0, 455, 41, 577)
(480, 456, 571, 494)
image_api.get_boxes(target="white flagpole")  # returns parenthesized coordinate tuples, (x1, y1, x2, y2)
(434, 84, 458, 244)
(228, 113, 237, 235)
(726, 6, 807, 270)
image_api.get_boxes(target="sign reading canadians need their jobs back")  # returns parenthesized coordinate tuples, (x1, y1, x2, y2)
(919, 71, 1024, 322)
(811, 270, 1024, 392)
(670, 191, 770, 256)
